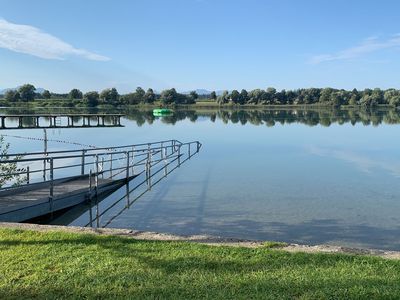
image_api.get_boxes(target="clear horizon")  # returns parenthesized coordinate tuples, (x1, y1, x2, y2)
(1, 0, 400, 93)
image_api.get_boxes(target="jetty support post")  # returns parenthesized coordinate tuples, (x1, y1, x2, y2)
(95, 155, 99, 198)
(95, 155, 100, 228)
(48, 158, 54, 215)
(88, 169, 93, 227)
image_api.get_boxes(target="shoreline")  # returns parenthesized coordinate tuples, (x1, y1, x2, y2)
(1, 222, 399, 260)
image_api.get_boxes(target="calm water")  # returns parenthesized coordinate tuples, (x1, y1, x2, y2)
(2, 108, 400, 250)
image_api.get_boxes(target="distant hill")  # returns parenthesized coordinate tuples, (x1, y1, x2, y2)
(182, 89, 211, 95)
(0, 87, 45, 95)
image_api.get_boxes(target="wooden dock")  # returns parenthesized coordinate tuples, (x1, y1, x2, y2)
(0, 114, 124, 129)
(0, 174, 136, 222)
(0, 139, 202, 225)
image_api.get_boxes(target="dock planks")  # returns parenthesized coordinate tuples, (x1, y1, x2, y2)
(0, 174, 134, 222)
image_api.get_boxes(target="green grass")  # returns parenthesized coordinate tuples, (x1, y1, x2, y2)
(1, 228, 400, 299)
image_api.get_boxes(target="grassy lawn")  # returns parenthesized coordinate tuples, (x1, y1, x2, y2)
(1, 228, 400, 299)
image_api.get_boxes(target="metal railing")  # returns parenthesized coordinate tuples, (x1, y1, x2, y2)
(0, 139, 202, 216)
(84, 139, 202, 228)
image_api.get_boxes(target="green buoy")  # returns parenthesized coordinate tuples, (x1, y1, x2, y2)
(153, 108, 173, 116)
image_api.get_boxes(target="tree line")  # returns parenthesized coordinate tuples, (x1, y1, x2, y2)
(2, 84, 400, 107)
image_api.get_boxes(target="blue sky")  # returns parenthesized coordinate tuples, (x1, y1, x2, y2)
(1, 0, 400, 93)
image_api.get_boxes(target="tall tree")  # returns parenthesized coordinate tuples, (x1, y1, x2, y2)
(83, 91, 99, 107)
(42, 90, 51, 99)
(210, 91, 217, 101)
(4, 90, 20, 102)
(100, 88, 119, 104)
(217, 91, 229, 104)
(230, 90, 240, 104)
(240, 89, 248, 104)
(319, 88, 333, 103)
(144, 88, 156, 103)
(69, 89, 83, 100)
(160, 88, 178, 105)
(189, 91, 199, 102)
(135, 87, 145, 102)
(18, 84, 36, 102)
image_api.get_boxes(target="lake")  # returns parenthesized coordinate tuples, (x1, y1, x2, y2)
(2, 107, 400, 250)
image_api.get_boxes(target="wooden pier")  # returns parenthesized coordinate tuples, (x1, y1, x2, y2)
(0, 140, 202, 223)
(0, 174, 136, 222)
(0, 114, 124, 129)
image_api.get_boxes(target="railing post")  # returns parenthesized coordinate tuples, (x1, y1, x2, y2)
(126, 151, 130, 181)
(93, 158, 100, 228)
(88, 169, 93, 227)
(145, 154, 149, 186)
(178, 145, 181, 167)
(101, 157, 104, 178)
(48, 158, 54, 215)
(148, 151, 152, 189)
(95, 155, 99, 198)
(81, 150, 86, 175)
(145, 151, 152, 189)
(163, 147, 167, 176)
(88, 169, 92, 197)
(26, 166, 30, 184)
(110, 153, 113, 177)
(131, 146, 135, 175)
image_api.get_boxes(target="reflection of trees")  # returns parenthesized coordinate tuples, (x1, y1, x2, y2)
(4, 107, 400, 127)
(123, 108, 400, 127)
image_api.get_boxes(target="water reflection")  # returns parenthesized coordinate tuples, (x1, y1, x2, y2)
(123, 108, 400, 127)
(50, 141, 202, 229)
(2, 107, 400, 127)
